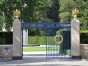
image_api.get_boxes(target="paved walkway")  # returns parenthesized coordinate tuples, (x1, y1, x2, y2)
(0, 52, 88, 66)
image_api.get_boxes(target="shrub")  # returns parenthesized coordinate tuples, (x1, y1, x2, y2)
(28, 36, 54, 45)
(38, 36, 47, 45)
(28, 36, 39, 46)
(80, 32, 88, 44)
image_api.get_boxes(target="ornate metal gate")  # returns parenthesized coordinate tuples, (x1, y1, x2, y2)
(22, 22, 71, 59)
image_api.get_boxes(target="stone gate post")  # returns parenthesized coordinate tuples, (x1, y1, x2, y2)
(13, 19, 22, 60)
(71, 18, 80, 59)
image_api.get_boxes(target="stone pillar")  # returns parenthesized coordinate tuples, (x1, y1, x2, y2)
(13, 19, 22, 60)
(23, 29, 28, 45)
(71, 18, 81, 59)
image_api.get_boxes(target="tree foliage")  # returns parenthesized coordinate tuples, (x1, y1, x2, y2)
(79, 0, 88, 30)
(1, 0, 23, 31)
(47, 0, 59, 22)
(23, 0, 51, 22)
(59, 0, 75, 22)
(0, 0, 52, 31)
(0, 0, 88, 31)
(59, 0, 88, 30)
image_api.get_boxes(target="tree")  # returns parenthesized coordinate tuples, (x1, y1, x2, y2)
(1, 0, 51, 31)
(47, 0, 59, 22)
(0, 0, 5, 31)
(79, 0, 88, 30)
(59, 0, 88, 30)
(15, 0, 51, 22)
(2, 0, 23, 31)
(59, 0, 75, 22)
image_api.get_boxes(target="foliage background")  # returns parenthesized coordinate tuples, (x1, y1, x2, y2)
(0, 0, 88, 44)
(0, 0, 88, 31)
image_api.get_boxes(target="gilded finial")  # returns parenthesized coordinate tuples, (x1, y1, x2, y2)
(13, 9, 21, 19)
(72, 8, 79, 18)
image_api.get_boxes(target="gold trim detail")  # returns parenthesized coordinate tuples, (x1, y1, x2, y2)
(13, 9, 21, 19)
(54, 35, 63, 44)
(72, 8, 79, 18)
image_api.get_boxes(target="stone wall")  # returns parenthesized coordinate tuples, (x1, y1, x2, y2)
(80, 44, 88, 59)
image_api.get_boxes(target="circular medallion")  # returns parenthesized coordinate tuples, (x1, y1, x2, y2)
(54, 35, 63, 44)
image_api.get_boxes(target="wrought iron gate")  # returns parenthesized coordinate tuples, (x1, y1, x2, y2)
(22, 22, 71, 59)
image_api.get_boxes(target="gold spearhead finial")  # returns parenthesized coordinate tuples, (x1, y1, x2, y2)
(72, 8, 79, 18)
(13, 9, 21, 19)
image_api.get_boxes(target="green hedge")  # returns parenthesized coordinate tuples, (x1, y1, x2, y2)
(28, 36, 39, 46)
(28, 36, 47, 46)
(80, 33, 88, 44)
(0, 32, 13, 45)
(28, 36, 55, 46)
(80, 30, 88, 33)
(80, 30, 88, 44)
(0, 38, 4, 44)
(47, 36, 55, 44)
(38, 36, 47, 45)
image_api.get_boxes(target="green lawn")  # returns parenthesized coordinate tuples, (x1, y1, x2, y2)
(23, 46, 60, 52)
(23, 47, 46, 52)
(23, 47, 70, 55)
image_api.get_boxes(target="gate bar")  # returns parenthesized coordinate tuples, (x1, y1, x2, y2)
(22, 22, 71, 24)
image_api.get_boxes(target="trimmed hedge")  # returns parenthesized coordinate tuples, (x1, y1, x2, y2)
(47, 36, 55, 44)
(0, 38, 4, 44)
(80, 33, 88, 44)
(28, 36, 39, 46)
(28, 36, 55, 46)
(0, 32, 13, 45)
(80, 30, 88, 44)
(28, 36, 47, 46)
(28, 32, 88, 46)
(38, 36, 47, 45)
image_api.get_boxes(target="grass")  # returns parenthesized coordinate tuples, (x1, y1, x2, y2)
(23, 47, 71, 55)
(23, 47, 46, 52)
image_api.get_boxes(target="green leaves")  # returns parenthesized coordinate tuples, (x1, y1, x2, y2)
(59, 0, 88, 31)
(1, 0, 88, 31)
(59, 12, 71, 22)
(59, 0, 74, 22)
(1, 0, 23, 31)
(1, 0, 52, 31)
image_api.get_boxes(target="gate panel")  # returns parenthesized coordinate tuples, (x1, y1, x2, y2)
(22, 22, 71, 59)
(46, 25, 71, 59)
